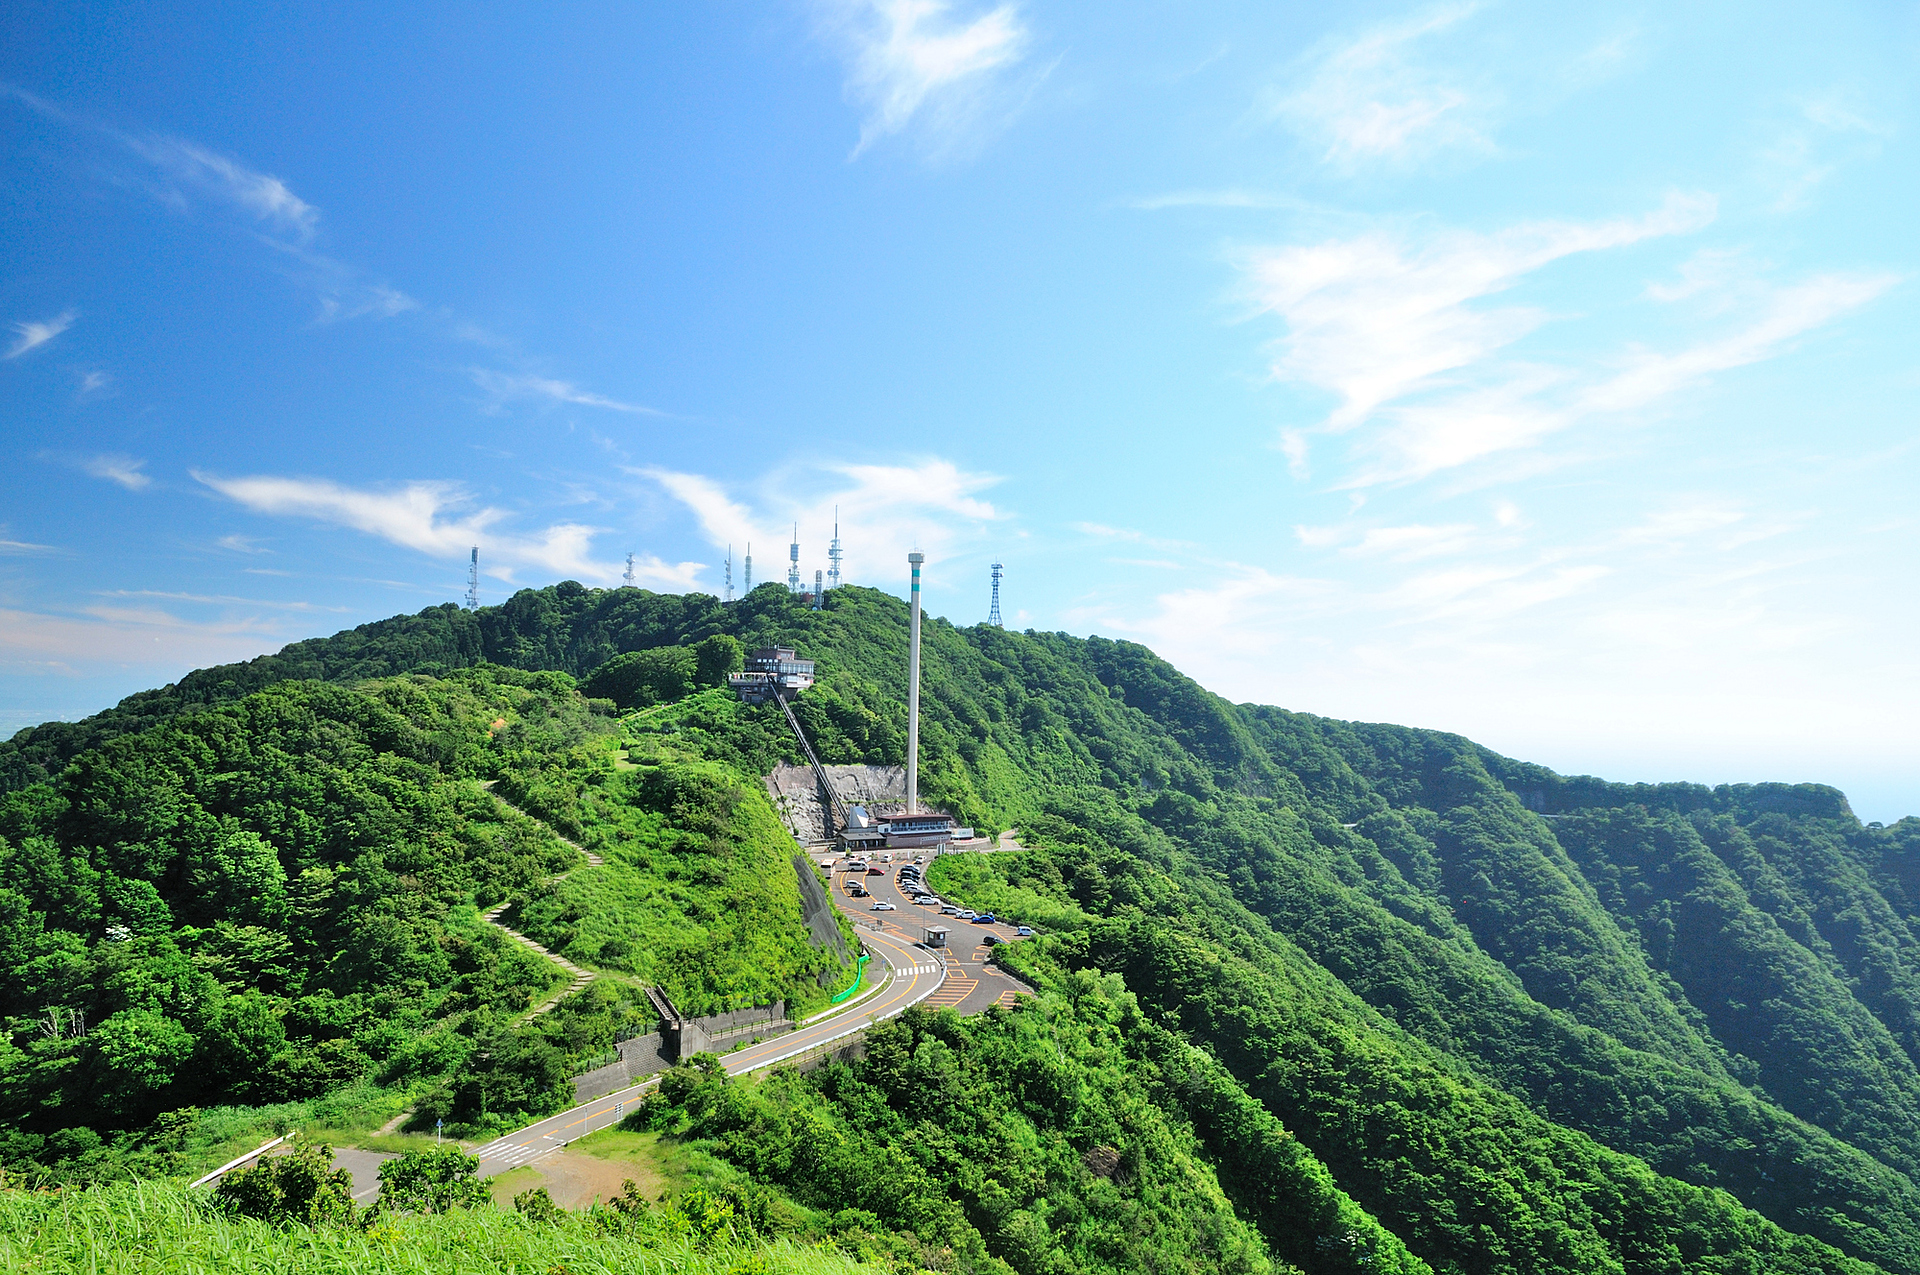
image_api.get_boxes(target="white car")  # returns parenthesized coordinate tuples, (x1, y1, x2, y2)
(871, 901, 897, 911)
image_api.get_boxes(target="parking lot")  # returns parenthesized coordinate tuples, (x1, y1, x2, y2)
(834, 851, 1032, 1015)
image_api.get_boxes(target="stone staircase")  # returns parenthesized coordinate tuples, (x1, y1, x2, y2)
(480, 900, 597, 1016)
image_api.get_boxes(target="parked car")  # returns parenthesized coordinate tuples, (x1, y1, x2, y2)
(866, 866, 886, 875)
(958, 910, 976, 920)
(849, 885, 869, 897)
(1015, 925, 1033, 937)
(982, 933, 1003, 946)
(872, 901, 896, 911)
(974, 913, 996, 925)
(941, 905, 960, 915)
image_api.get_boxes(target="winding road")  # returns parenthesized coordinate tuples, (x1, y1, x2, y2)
(470, 892, 947, 1176)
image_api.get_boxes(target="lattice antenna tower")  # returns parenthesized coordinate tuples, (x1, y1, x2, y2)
(744, 543, 752, 592)
(624, 553, 636, 588)
(464, 547, 480, 611)
(724, 545, 734, 601)
(827, 505, 843, 591)
(787, 522, 801, 594)
(988, 562, 1004, 628)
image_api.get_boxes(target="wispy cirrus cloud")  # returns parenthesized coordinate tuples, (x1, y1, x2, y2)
(7, 310, 76, 358)
(123, 135, 319, 239)
(818, 0, 1032, 157)
(1121, 189, 1313, 212)
(469, 369, 661, 416)
(5, 87, 415, 323)
(1246, 192, 1717, 434)
(1761, 91, 1890, 213)
(1236, 192, 1890, 486)
(194, 471, 700, 588)
(0, 605, 287, 676)
(79, 453, 151, 491)
(1269, 3, 1492, 169)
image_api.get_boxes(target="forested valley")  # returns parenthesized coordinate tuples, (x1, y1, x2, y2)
(4, 580, 1919, 1275)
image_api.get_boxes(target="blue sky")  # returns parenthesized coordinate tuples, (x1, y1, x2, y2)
(3, 2, 1917, 819)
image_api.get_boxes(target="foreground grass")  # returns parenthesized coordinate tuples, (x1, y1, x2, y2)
(0, 1179, 886, 1275)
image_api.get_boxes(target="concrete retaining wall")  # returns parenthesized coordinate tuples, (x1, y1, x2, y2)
(571, 1000, 795, 1103)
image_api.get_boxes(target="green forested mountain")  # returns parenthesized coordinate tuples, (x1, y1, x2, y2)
(4, 580, 1918, 1275)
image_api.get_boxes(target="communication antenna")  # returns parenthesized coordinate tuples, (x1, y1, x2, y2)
(744, 543, 752, 593)
(464, 547, 479, 611)
(724, 544, 734, 602)
(827, 506, 843, 591)
(988, 562, 1003, 628)
(624, 553, 636, 589)
(813, 569, 824, 610)
(788, 522, 801, 594)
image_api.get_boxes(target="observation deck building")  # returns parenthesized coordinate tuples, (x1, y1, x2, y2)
(729, 646, 816, 704)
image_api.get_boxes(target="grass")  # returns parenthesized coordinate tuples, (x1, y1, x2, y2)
(0, 1178, 889, 1275)
(486, 1165, 543, 1207)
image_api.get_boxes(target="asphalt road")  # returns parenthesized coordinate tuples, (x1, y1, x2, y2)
(471, 883, 946, 1176)
(844, 854, 1033, 1014)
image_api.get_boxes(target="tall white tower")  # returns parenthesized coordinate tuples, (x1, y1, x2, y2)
(624, 553, 636, 588)
(788, 523, 801, 593)
(744, 543, 752, 592)
(906, 551, 924, 815)
(464, 547, 479, 610)
(813, 569, 824, 610)
(725, 545, 734, 602)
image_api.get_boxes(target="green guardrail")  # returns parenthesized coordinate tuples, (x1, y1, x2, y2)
(830, 953, 871, 1004)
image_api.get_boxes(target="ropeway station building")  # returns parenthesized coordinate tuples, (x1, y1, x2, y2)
(728, 647, 815, 704)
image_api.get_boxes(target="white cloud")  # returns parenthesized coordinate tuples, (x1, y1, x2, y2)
(1270, 3, 1491, 168)
(470, 369, 661, 416)
(77, 369, 111, 396)
(96, 589, 349, 614)
(1580, 272, 1898, 417)
(126, 136, 319, 239)
(0, 537, 57, 555)
(1124, 190, 1309, 212)
(0, 606, 287, 675)
(194, 471, 700, 588)
(81, 453, 151, 490)
(644, 457, 1004, 594)
(6, 310, 76, 358)
(819, 0, 1030, 156)
(1240, 195, 1891, 487)
(316, 282, 419, 323)
(217, 534, 270, 554)
(1245, 192, 1716, 433)
(1761, 92, 1890, 212)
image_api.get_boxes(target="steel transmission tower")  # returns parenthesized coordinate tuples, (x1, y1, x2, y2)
(787, 523, 801, 593)
(464, 547, 480, 611)
(988, 562, 1003, 627)
(624, 553, 636, 588)
(725, 545, 734, 601)
(827, 506, 843, 591)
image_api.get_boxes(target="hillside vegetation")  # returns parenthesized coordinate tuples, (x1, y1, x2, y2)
(2, 580, 1917, 1275)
